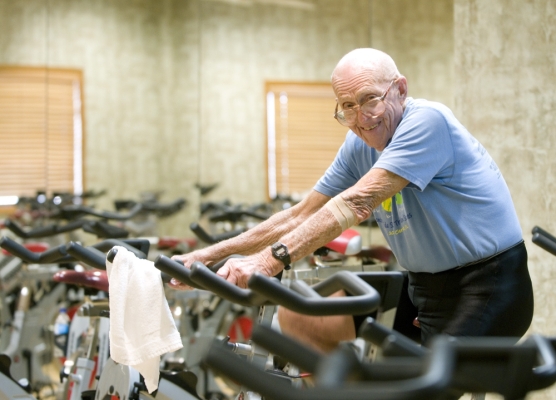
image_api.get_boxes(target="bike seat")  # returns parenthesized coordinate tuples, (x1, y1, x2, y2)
(325, 228, 362, 256)
(53, 269, 109, 292)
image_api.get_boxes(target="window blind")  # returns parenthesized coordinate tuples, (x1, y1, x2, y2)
(266, 82, 347, 199)
(0, 66, 84, 204)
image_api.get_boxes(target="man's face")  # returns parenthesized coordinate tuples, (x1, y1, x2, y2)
(333, 69, 405, 151)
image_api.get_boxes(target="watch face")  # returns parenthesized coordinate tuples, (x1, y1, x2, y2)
(272, 242, 288, 258)
(271, 242, 291, 269)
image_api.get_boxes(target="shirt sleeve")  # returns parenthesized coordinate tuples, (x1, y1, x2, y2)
(373, 106, 455, 191)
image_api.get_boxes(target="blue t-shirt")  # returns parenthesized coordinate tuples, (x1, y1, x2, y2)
(314, 98, 522, 273)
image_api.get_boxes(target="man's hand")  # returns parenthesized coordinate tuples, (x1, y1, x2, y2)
(215, 251, 280, 289)
(169, 249, 214, 290)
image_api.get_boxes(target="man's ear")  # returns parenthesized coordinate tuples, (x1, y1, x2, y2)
(397, 76, 408, 101)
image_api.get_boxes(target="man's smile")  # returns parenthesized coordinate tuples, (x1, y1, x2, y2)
(361, 122, 379, 131)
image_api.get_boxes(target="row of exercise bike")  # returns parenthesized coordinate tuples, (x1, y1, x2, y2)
(2, 193, 556, 399)
(0, 191, 381, 398)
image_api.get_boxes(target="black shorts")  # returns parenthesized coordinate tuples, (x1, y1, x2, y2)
(408, 241, 533, 344)
(353, 241, 534, 345)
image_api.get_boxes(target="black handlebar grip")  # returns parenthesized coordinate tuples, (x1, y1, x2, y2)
(203, 335, 456, 400)
(153, 255, 201, 289)
(65, 242, 108, 270)
(250, 324, 321, 373)
(60, 202, 143, 221)
(525, 334, 556, 390)
(247, 270, 381, 316)
(189, 222, 246, 245)
(358, 317, 426, 358)
(0, 236, 69, 264)
(189, 222, 216, 244)
(4, 219, 59, 239)
(532, 232, 556, 256)
(189, 261, 268, 307)
(532, 226, 556, 244)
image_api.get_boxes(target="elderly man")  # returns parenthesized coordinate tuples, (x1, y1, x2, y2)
(172, 48, 534, 352)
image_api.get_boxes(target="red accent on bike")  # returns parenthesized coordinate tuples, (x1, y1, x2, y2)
(227, 315, 253, 343)
(1, 241, 50, 256)
(157, 237, 198, 250)
(325, 228, 361, 255)
(53, 270, 109, 293)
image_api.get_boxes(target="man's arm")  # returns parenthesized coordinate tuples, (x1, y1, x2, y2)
(172, 190, 330, 267)
(281, 168, 409, 263)
(218, 168, 409, 287)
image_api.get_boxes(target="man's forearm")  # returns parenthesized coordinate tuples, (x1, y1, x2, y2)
(207, 207, 297, 257)
(200, 194, 327, 264)
(279, 206, 343, 264)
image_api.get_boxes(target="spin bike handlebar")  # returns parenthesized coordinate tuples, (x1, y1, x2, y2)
(248, 271, 381, 316)
(1, 236, 70, 264)
(205, 331, 556, 400)
(204, 335, 456, 400)
(207, 208, 270, 223)
(532, 226, 556, 256)
(3, 218, 87, 239)
(115, 197, 187, 216)
(57, 202, 143, 221)
(250, 324, 423, 381)
(153, 255, 269, 306)
(189, 222, 246, 244)
(0, 236, 149, 269)
(154, 255, 381, 315)
(526, 334, 556, 390)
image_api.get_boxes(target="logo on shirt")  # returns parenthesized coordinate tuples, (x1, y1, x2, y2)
(376, 192, 412, 235)
(381, 193, 403, 212)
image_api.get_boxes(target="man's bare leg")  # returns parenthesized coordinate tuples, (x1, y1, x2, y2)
(276, 291, 356, 354)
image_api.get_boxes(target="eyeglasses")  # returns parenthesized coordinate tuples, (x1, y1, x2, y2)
(334, 79, 397, 127)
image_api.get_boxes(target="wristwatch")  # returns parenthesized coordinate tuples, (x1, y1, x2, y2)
(270, 242, 291, 270)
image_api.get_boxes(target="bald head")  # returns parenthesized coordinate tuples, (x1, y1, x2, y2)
(331, 48, 401, 85)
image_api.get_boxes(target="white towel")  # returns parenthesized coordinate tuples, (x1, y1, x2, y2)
(106, 246, 183, 393)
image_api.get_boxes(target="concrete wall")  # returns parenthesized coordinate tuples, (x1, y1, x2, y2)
(371, 0, 454, 109)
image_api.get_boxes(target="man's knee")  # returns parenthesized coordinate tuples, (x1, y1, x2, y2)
(277, 306, 356, 353)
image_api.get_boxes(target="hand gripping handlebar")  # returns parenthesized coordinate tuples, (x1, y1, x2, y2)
(154, 255, 381, 314)
(152, 255, 269, 306)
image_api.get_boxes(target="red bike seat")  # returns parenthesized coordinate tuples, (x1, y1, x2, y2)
(53, 269, 109, 292)
(325, 229, 362, 256)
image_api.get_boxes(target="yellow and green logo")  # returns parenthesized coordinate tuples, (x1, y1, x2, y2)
(382, 192, 403, 212)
